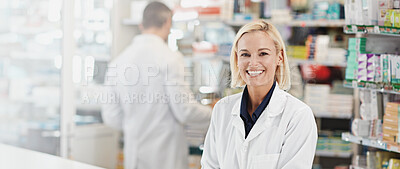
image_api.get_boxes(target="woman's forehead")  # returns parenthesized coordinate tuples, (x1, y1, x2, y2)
(237, 31, 275, 50)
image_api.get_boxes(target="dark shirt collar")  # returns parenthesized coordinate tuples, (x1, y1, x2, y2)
(240, 82, 276, 138)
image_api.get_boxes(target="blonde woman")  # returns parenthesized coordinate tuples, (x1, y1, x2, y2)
(201, 20, 318, 169)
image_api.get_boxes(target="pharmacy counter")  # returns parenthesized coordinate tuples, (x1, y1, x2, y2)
(0, 143, 104, 169)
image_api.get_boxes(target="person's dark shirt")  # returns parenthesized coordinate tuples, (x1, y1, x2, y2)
(240, 82, 276, 138)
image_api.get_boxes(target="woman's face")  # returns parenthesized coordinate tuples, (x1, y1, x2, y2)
(237, 31, 282, 88)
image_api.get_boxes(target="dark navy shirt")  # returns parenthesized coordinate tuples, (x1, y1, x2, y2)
(240, 82, 276, 138)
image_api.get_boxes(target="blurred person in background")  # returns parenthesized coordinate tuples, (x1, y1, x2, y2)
(102, 2, 212, 169)
(201, 20, 317, 169)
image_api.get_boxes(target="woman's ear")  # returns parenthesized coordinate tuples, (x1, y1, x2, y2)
(277, 49, 284, 66)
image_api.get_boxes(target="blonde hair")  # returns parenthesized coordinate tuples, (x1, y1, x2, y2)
(230, 20, 291, 91)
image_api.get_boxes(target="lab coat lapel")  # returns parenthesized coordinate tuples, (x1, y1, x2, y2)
(231, 96, 245, 140)
(245, 86, 287, 142)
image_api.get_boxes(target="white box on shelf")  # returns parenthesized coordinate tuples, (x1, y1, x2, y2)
(355, 0, 364, 25)
(367, 0, 379, 25)
(352, 118, 371, 137)
(345, 0, 355, 25)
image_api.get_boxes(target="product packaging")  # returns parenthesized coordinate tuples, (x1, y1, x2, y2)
(367, 0, 379, 25)
(352, 118, 371, 137)
(367, 54, 375, 82)
(385, 9, 395, 27)
(375, 54, 383, 82)
(327, 2, 341, 20)
(388, 158, 400, 169)
(355, 0, 365, 25)
(345, 0, 355, 25)
(359, 53, 368, 81)
(382, 102, 400, 144)
(382, 54, 391, 84)
(395, 10, 400, 27)
(346, 51, 358, 80)
(390, 55, 400, 84)
(379, 0, 394, 26)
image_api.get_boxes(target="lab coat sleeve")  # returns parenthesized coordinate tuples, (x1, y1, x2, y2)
(278, 106, 318, 169)
(201, 102, 220, 169)
(101, 68, 123, 131)
(163, 52, 212, 129)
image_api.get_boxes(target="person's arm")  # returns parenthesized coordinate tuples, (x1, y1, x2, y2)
(101, 66, 123, 130)
(278, 106, 318, 169)
(201, 102, 220, 169)
(163, 52, 212, 129)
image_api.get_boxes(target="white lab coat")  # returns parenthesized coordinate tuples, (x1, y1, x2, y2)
(102, 34, 212, 169)
(201, 84, 318, 169)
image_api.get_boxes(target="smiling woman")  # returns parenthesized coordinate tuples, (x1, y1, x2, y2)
(201, 20, 318, 169)
(237, 31, 280, 90)
(230, 20, 291, 91)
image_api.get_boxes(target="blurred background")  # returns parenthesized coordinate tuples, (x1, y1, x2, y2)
(1, 0, 400, 169)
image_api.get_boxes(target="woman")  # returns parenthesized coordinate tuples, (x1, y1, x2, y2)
(201, 20, 318, 169)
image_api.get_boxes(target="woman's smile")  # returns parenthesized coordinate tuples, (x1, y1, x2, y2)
(246, 70, 265, 77)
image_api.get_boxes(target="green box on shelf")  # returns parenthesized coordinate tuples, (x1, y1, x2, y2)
(382, 54, 391, 84)
(348, 38, 367, 53)
(345, 51, 358, 80)
(392, 84, 400, 92)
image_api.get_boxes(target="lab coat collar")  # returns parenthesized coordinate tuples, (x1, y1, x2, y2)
(231, 82, 286, 117)
(230, 82, 287, 141)
(265, 84, 287, 117)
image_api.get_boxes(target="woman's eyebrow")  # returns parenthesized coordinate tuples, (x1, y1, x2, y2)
(238, 49, 249, 52)
(258, 48, 271, 51)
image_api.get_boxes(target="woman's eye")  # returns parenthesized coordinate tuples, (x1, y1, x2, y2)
(240, 53, 250, 57)
(260, 52, 269, 56)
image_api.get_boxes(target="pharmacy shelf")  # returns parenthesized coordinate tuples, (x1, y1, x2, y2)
(314, 113, 352, 119)
(343, 81, 400, 95)
(315, 150, 352, 158)
(289, 58, 347, 67)
(344, 25, 400, 37)
(341, 132, 386, 149)
(226, 19, 346, 27)
(341, 132, 400, 153)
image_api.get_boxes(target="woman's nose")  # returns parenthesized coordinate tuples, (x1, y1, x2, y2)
(249, 55, 259, 66)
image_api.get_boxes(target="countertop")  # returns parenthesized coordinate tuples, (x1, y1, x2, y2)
(0, 143, 105, 169)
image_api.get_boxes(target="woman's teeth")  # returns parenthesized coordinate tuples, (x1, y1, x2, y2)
(247, 70, 264, 77)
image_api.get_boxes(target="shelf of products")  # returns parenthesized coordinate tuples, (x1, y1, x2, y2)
(317, 132, 352, 159)
(344, 25, 400, 36)
(341, 132, 400, 153)
(290, 58, 347, 67)
(314, 113, 352, 119)
(343, 81, 400, 95)
(315, 150, 352, 158)
(0, 0, 63, 155)
(305, 83, 353, 119)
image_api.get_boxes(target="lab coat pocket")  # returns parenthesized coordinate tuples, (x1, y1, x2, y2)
(252, 153, 280, 169)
